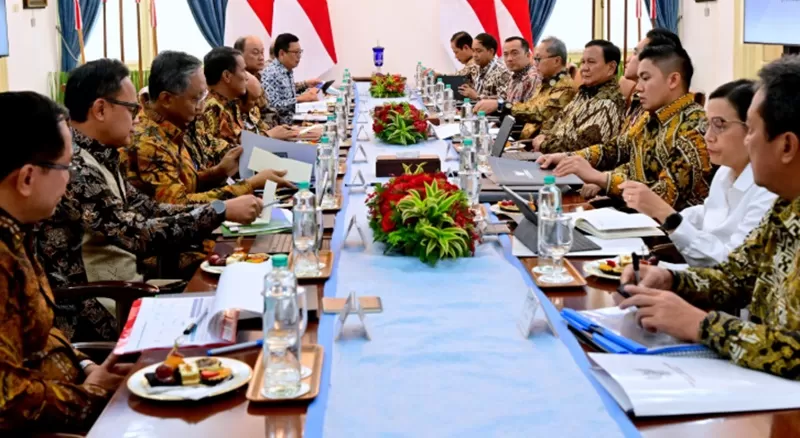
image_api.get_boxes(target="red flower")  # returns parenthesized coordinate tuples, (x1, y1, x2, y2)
(381, 214, 395, 233)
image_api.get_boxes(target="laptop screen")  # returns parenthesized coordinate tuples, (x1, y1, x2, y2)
(491, 115, 516, 157)
(501, 185, 538, 224)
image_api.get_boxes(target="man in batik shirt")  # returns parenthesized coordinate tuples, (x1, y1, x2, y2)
(511, 37, 577, 140)
(425, 31, 478, 80)
(122, 51, 289, 205)
(532, 40, 625, 154)
(0, 91, 128, 434)
(459, 33, 511, 101)
(37, 59, 264, 341)
(550, 45, 711, 212)
(261, 33, 322, 125)
(473, 37, 540, 115)
(616, 56, 800, 380)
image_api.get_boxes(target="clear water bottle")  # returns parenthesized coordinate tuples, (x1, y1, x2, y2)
(292, 182, 319, 276)
(335, 97, 347, 140)
(262, 254, 301, 398)
(460, 98, 474, 139)
(415, 61, 424, 93)
(324, 114, 338, 145)
(434, 78, 445, 113)
(338, 86, 350, 116)
(476, 111, 491, 173)
(426, 71, 435, 101)
(535, 175, 563, 274)
(458, 138, 482, 220)
(315, 136, 337, 209)
(443, 85, 455, 124)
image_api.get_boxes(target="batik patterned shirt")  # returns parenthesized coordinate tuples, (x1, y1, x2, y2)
(539, 79, 625, 154)
(194, 90, 242, 166)
(261, 59, 308, 125)
(0, 209, 109, 433)
(575, 93, 712, 211)
(511, 70, 576, 139)
(122, 109, 253, 204)
(470, 58, 512, 100)
(673, 196, 800, 380)
(505, 64, 541, 104)
(36, 130, 224, 340)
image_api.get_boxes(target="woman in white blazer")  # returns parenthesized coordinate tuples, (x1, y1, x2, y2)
(618, 79, 777, 267)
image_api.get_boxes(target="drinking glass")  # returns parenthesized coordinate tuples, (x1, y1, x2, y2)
(538, 215, 574, 284)
(315, 208, 327, 270)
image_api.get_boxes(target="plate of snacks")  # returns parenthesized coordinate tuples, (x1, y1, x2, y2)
(127, 347, 253, 401)
(583, 255, 645, 280)
(490, 199, 536, 216)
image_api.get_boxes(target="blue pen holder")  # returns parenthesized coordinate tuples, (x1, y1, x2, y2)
(372, 46, 384, 73)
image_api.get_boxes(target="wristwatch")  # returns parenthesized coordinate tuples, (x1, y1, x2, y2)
(661, 212, 683, 233)
(211, 200, 227, 219)
(497, 98, 512, 116)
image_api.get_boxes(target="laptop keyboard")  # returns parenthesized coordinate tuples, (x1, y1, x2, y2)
(514, 219, 601, 253)
(504, 151, 542, 161)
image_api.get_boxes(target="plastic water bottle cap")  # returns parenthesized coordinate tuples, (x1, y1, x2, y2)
(418, 61, 422, 64)
(327, 114, 335, 121)
(321, 136, 330, 144)
(477, 111, 486, 117)
(464, 98, 471, 104)
(544, 175, 556, 185)
(463, 138, 473, 146)
(297, 181, 310, 190)
(337, 97, 344, 102)
(445, 84, 451, 89)
(437, 78, 443, 83)
(272, 254, 289, 268)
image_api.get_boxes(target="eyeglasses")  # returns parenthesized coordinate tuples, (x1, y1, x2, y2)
(191, 89, 209, 108)
(533, 54, 558, 63)
(34, 161, 78, 180)
(709, 116, 747, 134)
(287, 49, 304, 57)
(104, 97, 141, 117)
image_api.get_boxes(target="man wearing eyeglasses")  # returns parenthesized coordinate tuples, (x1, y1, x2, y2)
(473, 37, 541, 115)
(36, 59, 265, 341)
(261, 33, 322, 125)
(510, 37, 577, 140)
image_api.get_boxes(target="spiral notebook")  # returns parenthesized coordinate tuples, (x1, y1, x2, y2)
(562, 307, 718, 358)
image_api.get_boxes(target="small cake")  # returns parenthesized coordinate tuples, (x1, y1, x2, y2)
(498, 200, 520, 212)
(598, 260, 623, 276)
(226, 253, 246, 266)
(245, 253, 269, 264)
(195, 357, 222, 372)
(178, 362, 200, 386)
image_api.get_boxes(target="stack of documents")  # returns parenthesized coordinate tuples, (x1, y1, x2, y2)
(221, 208, 292, 237)
(566, 208, 664, 239)
(590, 353, 800, 416)
(562, 307, 716, 357)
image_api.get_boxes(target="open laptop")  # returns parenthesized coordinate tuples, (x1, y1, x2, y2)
(490, 115, 517, 157)
(490, 156, 583, 186)
(501, 185, 600, 253)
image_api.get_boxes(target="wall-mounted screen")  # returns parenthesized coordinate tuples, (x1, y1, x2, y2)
(744, 0, 800, 46)
(0, 1, 8, 57)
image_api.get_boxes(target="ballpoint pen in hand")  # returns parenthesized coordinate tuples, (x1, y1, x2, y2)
(632, 252, 641, 285)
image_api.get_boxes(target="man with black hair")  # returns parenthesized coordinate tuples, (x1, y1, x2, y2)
(37, 58, 265, 341)
(0, 91, 130, 433)
(532, 39, 625, 154)
(451, 31, 475, 74)
(261, 33, 321, 125)
(473, 36, 540, 114)
(459, 33, 511, 101)
(123, 51, 290, 205)
(548, 44, 711, 211)
(512, 36, 577, 140)
(616, 55, 800, 380)
(623, 29, 682, 121)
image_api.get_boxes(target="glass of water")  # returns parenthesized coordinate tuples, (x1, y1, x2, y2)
(538, 215, 574, 284)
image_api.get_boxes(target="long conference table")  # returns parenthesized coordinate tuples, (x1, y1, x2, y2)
(87, 84, 800, 437)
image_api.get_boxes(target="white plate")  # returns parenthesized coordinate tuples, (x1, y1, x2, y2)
(127, 357, 253, 401)
(490, 203, 522, 216)
(583, 259, 623, 281)
(200, 261, 225, 275)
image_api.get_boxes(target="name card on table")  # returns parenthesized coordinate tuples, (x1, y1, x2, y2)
(375, 154, 442, 177)
(517, 288, 541, 338)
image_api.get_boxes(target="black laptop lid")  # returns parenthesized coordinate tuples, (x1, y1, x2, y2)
(492, 115, 516, 157)
(441, 75, 468, 101)
(501, 185, 538, 224)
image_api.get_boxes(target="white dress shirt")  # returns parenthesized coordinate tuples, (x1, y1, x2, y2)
(669, 164, 777, 267)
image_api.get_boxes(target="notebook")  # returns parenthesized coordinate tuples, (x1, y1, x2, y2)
(566, 208, 665, 239)
(590, 353, 800, 417)
(562, 307, 717, 358)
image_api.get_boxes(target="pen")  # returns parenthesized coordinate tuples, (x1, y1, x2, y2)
(632, 252, 641, 285)
(207, 339, 263, 356)
(183, 308, 209, 335)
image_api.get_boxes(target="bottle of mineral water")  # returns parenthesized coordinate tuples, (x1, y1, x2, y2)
(315, 136, 337, 209)
(443, 84, 455, 123)
(262, 254, 301, 398)
(434, 78, 445, 112)
(535, 175, 563, 274)
(476, 111, 491, 172)
(339, 86, 351, 116)
(460, 98, 474, 140)
(458, 138, 482, 220)
(426, 71, 435, 101)
(335, 97, 347, 140)
(324, 114, 338, 144)
(415, 61, 424, 93)
(292, 182, 319, 276)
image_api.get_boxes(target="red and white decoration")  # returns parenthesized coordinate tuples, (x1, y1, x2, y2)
(439, 0, 531, 70)
(224, 0, 338, 80)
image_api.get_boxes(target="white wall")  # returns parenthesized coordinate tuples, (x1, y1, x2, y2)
(680, 0, 735, 94)
(5, 0, 59, 95)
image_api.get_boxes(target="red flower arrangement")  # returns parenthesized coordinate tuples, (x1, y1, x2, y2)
(369, 73, 406, 98)
(372, 102, 428, 146)
(366, 166, 478, 265)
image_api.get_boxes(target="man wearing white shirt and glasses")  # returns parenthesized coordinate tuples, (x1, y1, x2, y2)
(618, 79, 777, 267)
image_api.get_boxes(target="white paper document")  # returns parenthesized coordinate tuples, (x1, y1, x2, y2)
(566, 208, 664, 238)
(295, 101, 329, 113)
(432, 123, 462, 140)
(114, 263, 272, 354)
(589, 353, 800, 417)
(512, 235, 646, 257)
(248, 147, 313, 183)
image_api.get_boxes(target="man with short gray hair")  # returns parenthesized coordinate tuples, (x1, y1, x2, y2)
(122, 51, 290, 205)
(512, 36, 577, 140)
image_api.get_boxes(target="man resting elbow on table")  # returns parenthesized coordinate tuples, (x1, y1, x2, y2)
(615, 56, 800, 380)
